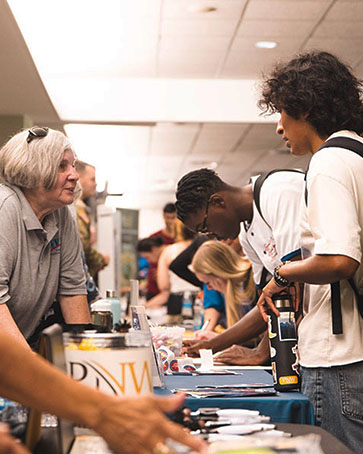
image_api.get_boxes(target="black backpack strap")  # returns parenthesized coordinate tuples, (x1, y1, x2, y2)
(305, 137, 363, 205)
(331, 281, 343, 335)
(258, 266, 269, 288)
(348, 278, 363, 318)
(306, 136, 363, 333)
(318, 137, 363, 157)
(254, 168, 304, 226)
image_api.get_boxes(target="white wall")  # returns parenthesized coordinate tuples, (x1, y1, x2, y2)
(138, 208, 164, 238)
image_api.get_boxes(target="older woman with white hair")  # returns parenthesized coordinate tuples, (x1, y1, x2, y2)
(0, 126, 91, 348)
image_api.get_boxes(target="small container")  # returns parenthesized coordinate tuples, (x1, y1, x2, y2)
(90, 299, 113, 332)
(63, 331, 152, 396)
(106, 290, 122, 328)
(150, 326, 185, 357)
(267, 292, 300, 392)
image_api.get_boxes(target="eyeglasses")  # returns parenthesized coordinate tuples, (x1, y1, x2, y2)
(197, 199, 211, 235)
(26, 127, 49, 144)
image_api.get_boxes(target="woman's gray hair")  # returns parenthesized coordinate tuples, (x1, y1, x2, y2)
(0, 128, 74, 190)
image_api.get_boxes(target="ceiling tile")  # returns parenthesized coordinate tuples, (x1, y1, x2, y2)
(150, 123, 199, 155)
(162, 0, 247, 19)
(192, 123, 248, 154)
(237, 20, 317, 38)
(161, 19, 238, 36)
(313, 20, 363, 38)
(244, 0, 332, 20)
(159, 35, 230, 52)
(354, 59, 363, 77)
(324, 1, 363, 21)
(303, 38, 363, 64)
(235, 123, 283, 152)
(157, 57, 221, 77)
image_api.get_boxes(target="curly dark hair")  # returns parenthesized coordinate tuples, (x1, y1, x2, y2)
(175, 168, 226, 222)
(258, 50, 363, 137)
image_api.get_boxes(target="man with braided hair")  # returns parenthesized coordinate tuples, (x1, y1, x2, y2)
(175, 167, 305, 365)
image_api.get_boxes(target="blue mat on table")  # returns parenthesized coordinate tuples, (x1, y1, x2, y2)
(154, 368, 314, 425)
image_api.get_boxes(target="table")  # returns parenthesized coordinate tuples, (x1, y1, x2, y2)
(155, 368, 314, 424)
(35, 424, 354, 454)
(276, 424, 354, 454)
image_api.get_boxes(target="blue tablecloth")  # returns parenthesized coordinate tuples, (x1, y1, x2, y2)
(154, 368, 314, 425)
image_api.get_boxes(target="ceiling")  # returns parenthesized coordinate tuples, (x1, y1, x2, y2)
(2, 0, 363, 208)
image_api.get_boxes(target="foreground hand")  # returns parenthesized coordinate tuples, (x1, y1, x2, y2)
(257, 279, 283, 322)
(93, 393, 207, 454)
(0, 423, 29, 454)
(214, 344, 268, 366)
(182, 339, 210, 357)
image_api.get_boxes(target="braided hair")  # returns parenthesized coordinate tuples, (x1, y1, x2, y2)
(175, 168, 226, 222)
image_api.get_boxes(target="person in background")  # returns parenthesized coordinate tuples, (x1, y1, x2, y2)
(190, 241, 269, 366)
(150, 202, 178, 244)
(147, 224, 200, 318)
(175, 167, 304, 361)
(75, 160, 109, 281)
(0, 127, 91, 349)
(0, 330, 206, 454)
(256, 51, 363, 452)
(137, 237, 166, 300)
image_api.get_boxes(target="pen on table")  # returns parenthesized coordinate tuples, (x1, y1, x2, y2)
(200, 319, 210, 331)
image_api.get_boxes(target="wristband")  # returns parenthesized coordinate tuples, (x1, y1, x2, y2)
(273, 262, 292, 288)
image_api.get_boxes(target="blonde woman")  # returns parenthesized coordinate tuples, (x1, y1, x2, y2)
(192, 241, 256, 328)
(190, 240, 269, 366)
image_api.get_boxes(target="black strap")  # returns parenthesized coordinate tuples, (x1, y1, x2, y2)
(253, 169, 304, 288)
(254, 169, 305, 226)
(331, 282, 343, 335)
(306, 137, 363, 334)
(348, 278, 363, 318)
(305, 137, 363, 204)
(259, 266, 269, 288)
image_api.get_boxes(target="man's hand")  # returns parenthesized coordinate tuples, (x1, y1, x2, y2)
(93, 393, 207, 454)
(0, 424, 29, 454)
(214, 344, 269, 366)
(257, 278, 283, 322)
(182, 339, 211, 357)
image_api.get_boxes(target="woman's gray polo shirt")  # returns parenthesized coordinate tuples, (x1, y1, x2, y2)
(0, 184, 87, 339)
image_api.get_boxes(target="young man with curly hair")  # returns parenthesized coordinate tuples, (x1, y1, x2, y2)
(257, 51, 363, 451)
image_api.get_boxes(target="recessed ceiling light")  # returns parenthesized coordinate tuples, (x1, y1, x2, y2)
(255, 41, 277, 49)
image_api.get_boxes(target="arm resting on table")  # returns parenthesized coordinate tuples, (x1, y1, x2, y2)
(58, 294, 91, 324)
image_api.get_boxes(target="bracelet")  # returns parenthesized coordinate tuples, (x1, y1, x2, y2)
(273, 262, 292, 288)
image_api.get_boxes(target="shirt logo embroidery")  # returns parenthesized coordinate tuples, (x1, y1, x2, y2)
(50, 238, 61, 254)
(264, 235, 278, 258)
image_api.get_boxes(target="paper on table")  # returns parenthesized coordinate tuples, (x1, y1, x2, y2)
(199, 349, 214, 371)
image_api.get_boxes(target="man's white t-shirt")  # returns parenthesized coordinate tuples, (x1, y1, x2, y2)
(240, 171, 305, 286)
(299, 131, 363, 367)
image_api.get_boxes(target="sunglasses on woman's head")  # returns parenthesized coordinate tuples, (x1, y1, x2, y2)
(26, 127, 49, 144)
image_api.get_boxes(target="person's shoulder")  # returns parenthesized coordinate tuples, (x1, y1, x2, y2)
(264, 170, 305, 186)
(57, 206, 78, 230)
(310, 132, 363, 174)
(260, 170, 305, 200)
(150, 230, 162, 238)
(0, 184, 20, 212)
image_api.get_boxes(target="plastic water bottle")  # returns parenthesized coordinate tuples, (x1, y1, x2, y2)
(267, 292, 300, 391)
(106, 290, 121, 328)
(181, 291, 193, 327)
(193, 294, 204, 331)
